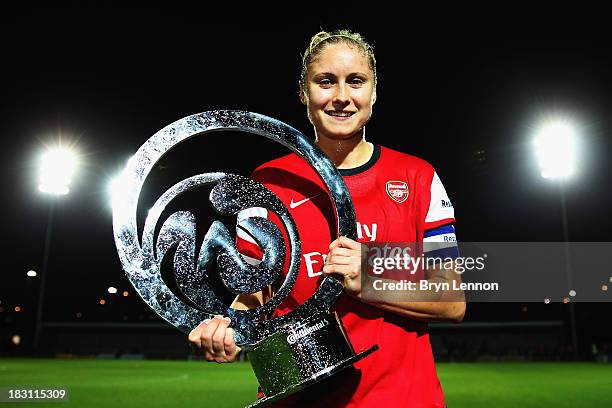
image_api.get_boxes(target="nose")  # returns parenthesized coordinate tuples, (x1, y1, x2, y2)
(332, 83, 350, 107)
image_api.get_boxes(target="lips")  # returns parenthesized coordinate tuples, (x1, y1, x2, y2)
(325, 111, 355, 117)
(325, 111, 355, 121)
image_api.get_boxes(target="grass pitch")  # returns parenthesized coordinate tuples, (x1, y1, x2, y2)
(1, 359, 610, 407)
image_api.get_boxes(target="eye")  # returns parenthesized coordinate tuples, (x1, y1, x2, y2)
(318, 78, 333, 87)
(349, 77, 365, 86)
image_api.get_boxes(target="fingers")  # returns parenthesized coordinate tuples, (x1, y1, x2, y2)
(212, 317, 231, 355)
(224, 327, 237, 357)
(325, 238, 363, 279)
(188, 315, 238, 363)
(329, 236, 361, 250)
(200, 317, 219, 355)
(326, 247, 353, 265)
(322, 263, 354, 278)
(188, 320, 207, 350)
(203, 350, 215, 362)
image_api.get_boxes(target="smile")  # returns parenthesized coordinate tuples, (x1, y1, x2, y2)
(325, 111, 355, 119)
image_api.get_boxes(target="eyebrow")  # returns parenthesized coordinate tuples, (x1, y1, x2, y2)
(312, 71, 370, 78)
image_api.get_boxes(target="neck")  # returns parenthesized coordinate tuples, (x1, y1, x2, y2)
(315, 128, 373, 169)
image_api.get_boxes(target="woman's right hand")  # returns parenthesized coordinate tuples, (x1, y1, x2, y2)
(188, 315, 240, 363)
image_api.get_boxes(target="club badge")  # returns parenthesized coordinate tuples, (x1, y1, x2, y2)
(386, 180, 409, 203)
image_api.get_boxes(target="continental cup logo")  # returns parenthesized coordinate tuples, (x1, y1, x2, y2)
(287, 319, 330, 344)
(386, 180, 409, 203)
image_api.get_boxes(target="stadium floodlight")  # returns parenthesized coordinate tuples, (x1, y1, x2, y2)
(38, 147, 78, 195)
(532, 117, 581, 359)
(34, 145, 78, 350)
(533, 120, 577, 180)
(107, 286, 117, 294)
(27, 270, 37, 277)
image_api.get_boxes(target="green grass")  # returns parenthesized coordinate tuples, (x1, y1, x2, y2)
(0, 359, 611, 407)
(0, 359, 259, 408)
(437, 362, 612, 407)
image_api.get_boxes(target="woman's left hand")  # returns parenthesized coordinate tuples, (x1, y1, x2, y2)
(322, 236, 367, 299)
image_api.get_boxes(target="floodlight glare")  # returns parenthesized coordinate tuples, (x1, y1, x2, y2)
(109, 175, 121, 209)
(107, 286, 117, 294)
(27, 270, 37, 277)
(38, 147, 78, 195)
(533, 120, 577, 180)
(109, 170, 132, 212)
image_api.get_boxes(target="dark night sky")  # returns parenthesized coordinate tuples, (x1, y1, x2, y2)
(1, 3, 611, 336)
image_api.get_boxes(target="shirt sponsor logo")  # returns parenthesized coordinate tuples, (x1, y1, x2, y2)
(303, 222, 378, 277)
(386, 180, 409, 203)
(357, 222, 378, 242)
(287, 319, 329, 344)
(441, 199, 453, 208)
(304, 251, 326, 277)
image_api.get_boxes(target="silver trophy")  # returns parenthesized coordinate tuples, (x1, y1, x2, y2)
(112, 111, 378, 407)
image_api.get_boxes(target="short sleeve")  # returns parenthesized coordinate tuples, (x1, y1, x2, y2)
(424, 171, 455, 230)
(423, 170, 458, 258)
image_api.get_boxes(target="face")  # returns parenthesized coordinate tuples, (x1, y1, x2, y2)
(302, 42, 376, 141)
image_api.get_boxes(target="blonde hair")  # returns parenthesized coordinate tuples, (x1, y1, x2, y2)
(299, 29, 377, 94)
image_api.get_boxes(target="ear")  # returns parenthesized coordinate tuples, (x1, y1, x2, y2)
(299, 88, 307, 105)
(372, 89, 377, 105)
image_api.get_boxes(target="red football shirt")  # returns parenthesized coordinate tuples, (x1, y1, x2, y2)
(237, 145, 455, 407)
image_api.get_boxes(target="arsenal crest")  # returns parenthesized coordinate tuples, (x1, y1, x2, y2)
(386, 180, 409, 203)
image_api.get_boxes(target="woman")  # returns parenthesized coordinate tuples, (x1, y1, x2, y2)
(189, 29, 465, 407)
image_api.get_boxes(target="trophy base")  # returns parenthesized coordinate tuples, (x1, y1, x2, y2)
(245, 312, 378, 408)
(246, 345, 377, 408)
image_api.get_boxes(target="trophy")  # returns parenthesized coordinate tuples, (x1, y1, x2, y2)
(112, 111, 378, 407)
